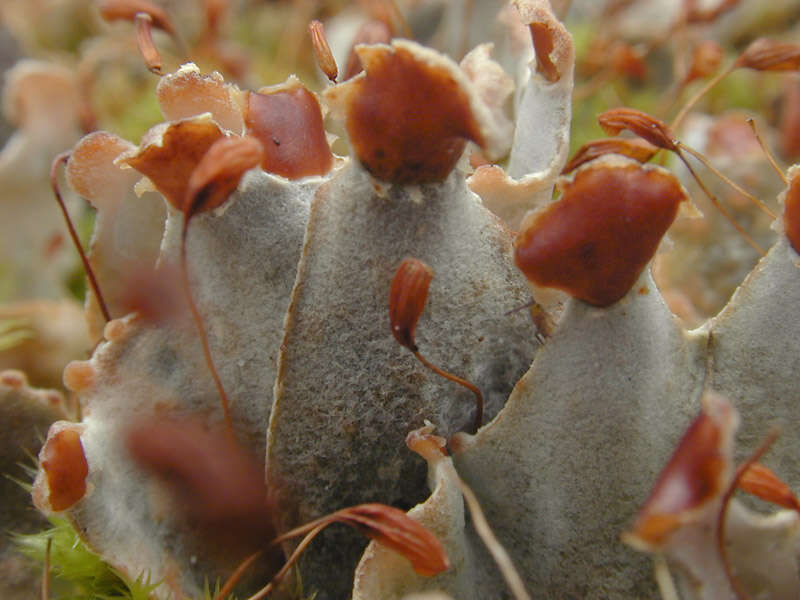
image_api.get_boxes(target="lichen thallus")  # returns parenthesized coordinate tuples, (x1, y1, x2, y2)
(51, 134, 452, 600)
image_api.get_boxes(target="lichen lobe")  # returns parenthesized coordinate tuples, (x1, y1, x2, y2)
(245, 80, 333, 180)
(33, 422, 89, 512)
(514, 157, 687, 306)
(330, 41, 486, 184)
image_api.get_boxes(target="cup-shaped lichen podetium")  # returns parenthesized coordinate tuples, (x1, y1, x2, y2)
(514, 155, 688, 307)
(325, 39, 489, 184)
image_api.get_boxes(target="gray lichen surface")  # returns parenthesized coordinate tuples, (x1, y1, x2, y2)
(708, 236, 800, 485)
(451, 271, 706, 598)
(353, 439, 497, 600)
(51, 169, 315, 598)
(266, 161, 538, 599)
(160, 170, 316, 452)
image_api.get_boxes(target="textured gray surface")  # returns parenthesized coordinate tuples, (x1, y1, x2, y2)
(267, 161, 538, 600)
(53, 170, 315, 598)
(452, 271, 706, 598)
(349, 232, 800, 600)
(708, 236, 800, 486)
(353, 439, 499, 600)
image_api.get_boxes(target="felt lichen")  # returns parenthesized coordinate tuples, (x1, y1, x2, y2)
(4, 1, 800, 600)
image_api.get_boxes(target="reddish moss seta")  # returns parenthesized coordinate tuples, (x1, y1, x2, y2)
(785, 174, 800, 253)
(40, 428, 89, 511)
(245, 84, 333, 180)
(514, 159, 687, 307)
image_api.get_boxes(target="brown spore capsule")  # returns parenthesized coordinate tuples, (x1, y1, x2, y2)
(329, 41, 485, 183)
(245, 81, 333, 180)
(309, 20, 338, 83)
(562, 137, 657, 174)
(515, 157, 688, 307)
(785, 173, 800, 253)
(126, 418, 276, 554)
(389, 257, 485, 432)
(735, 38, 800, 72)
(389, 257, 433, 352)
(97, 0, 176, 35)
(610, 42, 647, 80)
(38, 426, 89, 512)
(738, 462, 800, 513)
(686, 40, 724, 83)
(598, 108, 678, 152)
(330, 504, 450, 576)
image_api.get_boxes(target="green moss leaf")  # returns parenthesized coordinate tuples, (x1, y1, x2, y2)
(14, 516, 162, 600)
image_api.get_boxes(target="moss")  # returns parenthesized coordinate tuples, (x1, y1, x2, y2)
(14, 516, 161, 600)
(12, 514, 256, 599)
